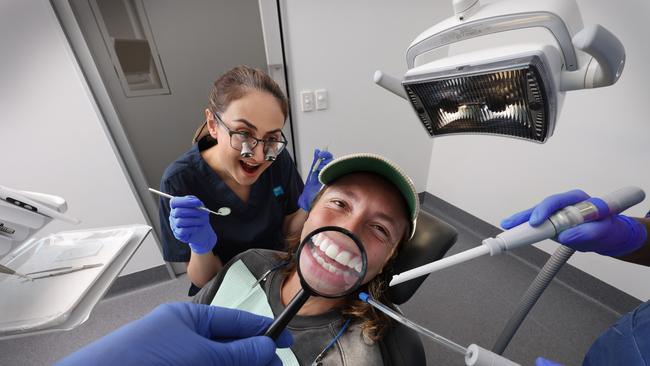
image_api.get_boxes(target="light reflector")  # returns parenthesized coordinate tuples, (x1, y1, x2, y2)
(404, 55, 556, 142)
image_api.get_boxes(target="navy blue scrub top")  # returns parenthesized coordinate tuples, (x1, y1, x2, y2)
(158, 137, 304, 277)
(582, 210, 650, 365)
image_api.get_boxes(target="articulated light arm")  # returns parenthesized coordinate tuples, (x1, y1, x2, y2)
(375, 0, 624, 99)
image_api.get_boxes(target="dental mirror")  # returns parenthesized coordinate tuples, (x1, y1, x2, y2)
(215, 207, 231, 216)
(264, 226, 367, 339)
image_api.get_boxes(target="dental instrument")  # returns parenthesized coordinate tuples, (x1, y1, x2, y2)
(147, 188, 231, 216)
(390, 186, 645, 286)
(0, 185, 80, 224)
(375, 0, 625, 143)
(359, 292, 520, 366)
(25, 263, 103, 280)
(310, 147, 329, 175)
(0, 264, 34, 281)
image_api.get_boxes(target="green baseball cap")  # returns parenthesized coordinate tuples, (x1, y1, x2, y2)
(318, 153, 419, 239)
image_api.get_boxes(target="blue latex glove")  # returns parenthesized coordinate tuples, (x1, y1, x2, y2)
(535, 357, 564, 366)
(501, 189, 647, 257)
(298, 148, 333, 211)
(169, 195, 217, 254)
(56, 303, 293, 366)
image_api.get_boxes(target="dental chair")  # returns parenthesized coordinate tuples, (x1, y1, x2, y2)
(380, 210, 458, 365)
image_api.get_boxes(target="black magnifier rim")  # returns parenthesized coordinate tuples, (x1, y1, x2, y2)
(296, 226, 368, 298)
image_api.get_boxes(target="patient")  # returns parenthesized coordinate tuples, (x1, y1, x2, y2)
(193, 153, 419, 365)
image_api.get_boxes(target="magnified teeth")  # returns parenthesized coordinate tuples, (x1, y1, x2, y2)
(354, 263, 362, 272)
(335, 251, 352, 266)
(324, 263, 336, 273)
(309, 235, 361, 277)
(315, 251, 325, 266)
(325, 243, 339, 259)
(320, 237, 331, 251)
(348, 257, 361, 271)
(312, 233, 323, 248)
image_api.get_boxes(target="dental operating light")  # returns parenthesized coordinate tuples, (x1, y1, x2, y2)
(375, 0, 625, 143)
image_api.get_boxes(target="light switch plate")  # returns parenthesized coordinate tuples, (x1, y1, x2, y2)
(300, 90, 314, 112)
(315, 89, 328, 110)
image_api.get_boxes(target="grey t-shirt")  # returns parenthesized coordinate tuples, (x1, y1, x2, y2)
(193, 249, 383, 365)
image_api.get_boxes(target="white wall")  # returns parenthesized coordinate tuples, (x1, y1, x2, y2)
(424, 0, 650, 300)
(283, 0, 650, 301)
(0, 0, 164, 276)
(281, 0, 449, 192)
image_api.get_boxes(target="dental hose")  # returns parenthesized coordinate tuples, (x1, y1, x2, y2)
(359, 292, 521, 366)
(491, 245, 575, 355)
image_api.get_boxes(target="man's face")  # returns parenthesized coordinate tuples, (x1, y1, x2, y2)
(300, 173, 408, 288)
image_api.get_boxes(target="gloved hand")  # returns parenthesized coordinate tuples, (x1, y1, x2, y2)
(56, 302, 293, 366)
(501, 189, 647, 257)
(169, 195, 217, 254)
(535, 357, 564, 366)
(298, 148, 333, 211)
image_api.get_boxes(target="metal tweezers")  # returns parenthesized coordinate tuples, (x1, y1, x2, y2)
(25, 263, 104, 280)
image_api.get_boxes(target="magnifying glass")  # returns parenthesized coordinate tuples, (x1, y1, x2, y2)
(264, 226, 367, 339)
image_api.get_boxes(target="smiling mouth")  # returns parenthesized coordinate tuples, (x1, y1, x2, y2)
(239, 160, 261, 174)
(310, 232, 363, 274)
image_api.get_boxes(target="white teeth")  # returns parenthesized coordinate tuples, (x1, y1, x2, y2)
(354, 263, 362, 272)
(311, 242, 357, 275)
(325, 243, 339, 260)
(315, 253, 325, 266)
(348, 257, 361, 272)
(311, 246, 341, 274)
(312, 233, 323, 248)
(320, 237, 331, 252)
(335, 251, 352, 266)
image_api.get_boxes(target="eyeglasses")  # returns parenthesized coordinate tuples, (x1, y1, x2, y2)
(213, 112, 287, 161)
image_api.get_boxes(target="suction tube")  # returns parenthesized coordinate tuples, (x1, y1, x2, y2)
(359, 292, 521, 366)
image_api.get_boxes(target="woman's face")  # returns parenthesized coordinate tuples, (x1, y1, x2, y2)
(299, 172, 409, 289)
(206, 90, 285, 187)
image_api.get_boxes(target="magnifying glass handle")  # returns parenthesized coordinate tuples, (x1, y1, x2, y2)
(264, 289, 311, 340)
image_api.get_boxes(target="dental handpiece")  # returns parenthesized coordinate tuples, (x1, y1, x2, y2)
(359, 292, 520, 366)
(390, 186, 645, 286)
